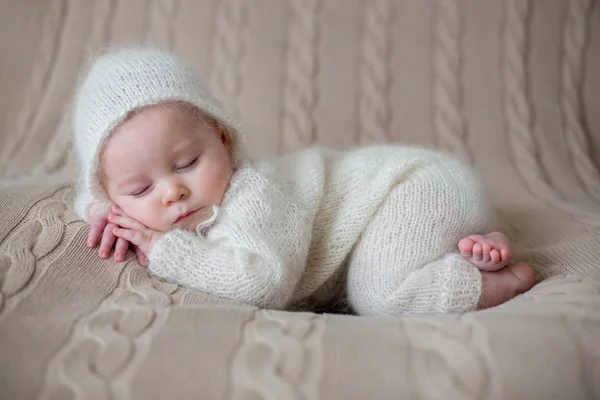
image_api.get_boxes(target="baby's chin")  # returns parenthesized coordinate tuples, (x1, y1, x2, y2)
(173, 206, 220, 233)
(171, 219, 198, 232)
(138, 207, 218, 233)
(138, 218, 180, 233)
(170, 210, 207, 232)
(140, 212, 200, 232)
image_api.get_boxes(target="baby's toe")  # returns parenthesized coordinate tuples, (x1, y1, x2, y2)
(473, 243, 483, 261)
(458, 237, 474, 256)
(501, 247, 512, 262)
(481, 241, 491, 255)
(482, 250, 491, 262)
(490, 249, 500, 264)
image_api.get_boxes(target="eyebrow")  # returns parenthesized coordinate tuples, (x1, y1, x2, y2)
(117, 176, 146, 190)
(172, 138, 202, 154)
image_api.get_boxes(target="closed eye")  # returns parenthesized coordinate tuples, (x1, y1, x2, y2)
(131, 185, 152, 197)
(177, 156, 199, 172)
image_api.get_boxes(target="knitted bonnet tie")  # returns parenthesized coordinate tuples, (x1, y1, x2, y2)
(71, 46, 243, 219)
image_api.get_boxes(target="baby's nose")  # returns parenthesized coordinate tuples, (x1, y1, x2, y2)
(163, 183, 190, 205)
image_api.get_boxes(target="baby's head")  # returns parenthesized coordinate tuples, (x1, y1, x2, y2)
(72, 47, 242, 232)
(99, 101, 233, 232)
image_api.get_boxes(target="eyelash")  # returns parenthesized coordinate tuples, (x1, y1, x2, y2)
(129, 156, 199, 197)
(131, 185, 152, 198)
(176, 156, 199, 172)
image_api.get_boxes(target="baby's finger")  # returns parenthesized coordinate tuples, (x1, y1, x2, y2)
(99, 223, 117, 259)
(87, 222, 104, 248)
(113, 227, 143, 247)
(108, 213, 146, 231)
(114, 237, 129, 262)
(135, 246, 148, 267)
(111, 204, 124, 215)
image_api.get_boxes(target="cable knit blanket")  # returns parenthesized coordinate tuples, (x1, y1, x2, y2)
(1, 1, 600, 398)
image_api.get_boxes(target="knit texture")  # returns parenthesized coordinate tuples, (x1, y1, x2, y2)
(148, 145, 490, 315)
(71, 47, 243, 221)
(4, 1, 600, 398)
(71, 47, 490, 315)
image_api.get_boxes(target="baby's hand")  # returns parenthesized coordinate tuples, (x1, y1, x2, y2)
(108, 210, 164, 256)
(87, 203, 148, 266)
(87, 202, 130, 262)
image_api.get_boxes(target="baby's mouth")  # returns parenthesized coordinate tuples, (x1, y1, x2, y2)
(175, 210, 197, 224)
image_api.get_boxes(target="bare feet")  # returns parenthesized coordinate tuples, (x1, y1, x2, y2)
(477, 261, 536, 309)
(458, 232, 512, 271)
(459, 232, 535, 309)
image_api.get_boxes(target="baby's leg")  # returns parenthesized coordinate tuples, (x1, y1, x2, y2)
(346, 154, 533, 316)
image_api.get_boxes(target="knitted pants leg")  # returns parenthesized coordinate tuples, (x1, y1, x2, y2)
(346, 157, 492, 316)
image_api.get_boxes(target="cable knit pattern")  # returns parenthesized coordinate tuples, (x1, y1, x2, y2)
(2, 1, 600, 399)
(357, 0, 394, 144)
(433, 0, 473, 165)
(401, 315, 502, 399)
(149, 146, 488, 315)
(228, 310, 325, 400)
(0, 186, 69, 314)
(280, 0, 322, 152)
(147, 0, 177, 50)
(502, 0, 600, 226)
(210, 0, 248, 122)
(40, 263, 178, 400)
(0, 0, 66, 177)
(30, 0, 116, 179)
(561, 0, 600, 201)
(502, 0, 546, 194)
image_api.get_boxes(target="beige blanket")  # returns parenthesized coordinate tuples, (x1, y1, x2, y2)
(1, 0, 600, 398)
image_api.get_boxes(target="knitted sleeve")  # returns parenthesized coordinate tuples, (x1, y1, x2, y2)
(73, 178, 96, 222)
(147, 167, 314, 309)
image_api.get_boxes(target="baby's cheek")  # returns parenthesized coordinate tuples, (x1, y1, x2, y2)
(118, 200, 151, 226)
(140, 205, 171, 232)
(135, 207, 160, 229)
(118, 198, 169, 232)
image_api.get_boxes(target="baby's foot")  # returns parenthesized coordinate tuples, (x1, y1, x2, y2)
(477, 262, 536, 309)
(458, 232, 512, 271)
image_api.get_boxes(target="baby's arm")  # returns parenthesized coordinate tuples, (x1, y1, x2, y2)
(73, 179, 113, 250)
(73, 178, 97, 222)
(147, 168, 313, 309)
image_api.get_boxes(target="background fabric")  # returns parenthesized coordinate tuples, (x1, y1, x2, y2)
(0, 1, 599, 398)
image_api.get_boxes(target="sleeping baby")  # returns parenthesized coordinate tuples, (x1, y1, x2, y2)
(72, 47, 535, 316)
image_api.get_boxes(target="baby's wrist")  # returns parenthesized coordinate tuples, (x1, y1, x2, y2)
(147, 230, 172, 259)
(147, 231, 165, 254)
(88, 201, 110, 218)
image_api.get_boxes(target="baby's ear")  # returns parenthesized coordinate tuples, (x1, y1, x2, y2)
(218, 126, 233, 153)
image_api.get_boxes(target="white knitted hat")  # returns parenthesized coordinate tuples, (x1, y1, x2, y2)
(72, 46, 243, 210)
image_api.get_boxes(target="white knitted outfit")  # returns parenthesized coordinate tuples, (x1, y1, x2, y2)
(149, 146, 491, 315)
(72, 47, 491, 316)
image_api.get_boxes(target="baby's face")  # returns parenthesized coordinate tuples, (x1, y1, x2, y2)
(101, 104, 233, 232)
